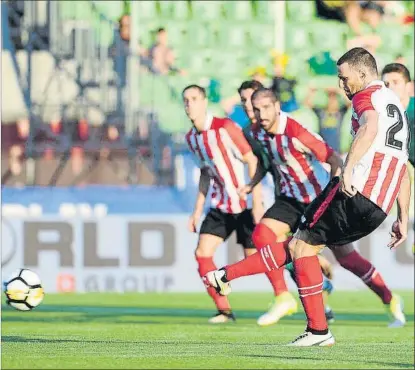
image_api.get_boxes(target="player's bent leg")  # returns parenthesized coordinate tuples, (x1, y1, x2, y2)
(288, 238, 335, 347)
(330, 244, 405, 327)
(204, 221, 292, 296)
(196, 234, 235, 324)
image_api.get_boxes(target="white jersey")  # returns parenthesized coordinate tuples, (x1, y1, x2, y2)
(350, 80, 409, 214)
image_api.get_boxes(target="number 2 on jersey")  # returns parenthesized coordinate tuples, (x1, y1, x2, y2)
(385, 104, 410, 153)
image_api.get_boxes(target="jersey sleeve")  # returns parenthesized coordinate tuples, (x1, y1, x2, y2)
(352, 86, 381, 118)
(224, 120, 252, 156)
(286, 118, 334, 162)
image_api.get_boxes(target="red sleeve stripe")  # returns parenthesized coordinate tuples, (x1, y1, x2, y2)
(224, 120, 251, 156)
(385, 164, 407, 214)
(215, 130, 246, 211)
(201, 131, 227, 212)
(288, 140, 323, 196)
(276, 135, 310, 203)
(376, 157, 398, 209)
(362, 152, 385, 199)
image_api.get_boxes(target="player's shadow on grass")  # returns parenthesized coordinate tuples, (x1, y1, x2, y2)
(241, 354, 414, 369)
(2, 304, 410, 325)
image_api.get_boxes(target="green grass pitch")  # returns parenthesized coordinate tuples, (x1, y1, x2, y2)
(2, 291, 414, 369)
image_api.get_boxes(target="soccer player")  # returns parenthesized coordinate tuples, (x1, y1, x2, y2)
(205, 47, 411, 346)
(238, 80, 336, 326)
(183, 84, 263, 323)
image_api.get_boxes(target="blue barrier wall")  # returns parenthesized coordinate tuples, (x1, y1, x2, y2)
(2, 186, 198, 214)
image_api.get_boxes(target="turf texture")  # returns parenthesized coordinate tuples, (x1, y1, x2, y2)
(1, 291, 414, 369)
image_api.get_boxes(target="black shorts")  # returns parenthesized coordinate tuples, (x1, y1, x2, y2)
(263, 195, 307, 231)
(295, 177, 387, 246)
(199, 208, 255, 249)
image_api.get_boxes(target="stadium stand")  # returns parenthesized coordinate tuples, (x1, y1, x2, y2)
(1, 0, 414, 186)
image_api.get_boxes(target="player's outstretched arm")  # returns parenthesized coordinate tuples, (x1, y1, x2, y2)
(341, 110, 379, 196)
(242, 151, 264, 223)
(388, 164, 411, 249)
(188, 167, 211, 233)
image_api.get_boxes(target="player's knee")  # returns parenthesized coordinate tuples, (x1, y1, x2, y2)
(252, 223, 276, 249)
(194, 245, 214, 258)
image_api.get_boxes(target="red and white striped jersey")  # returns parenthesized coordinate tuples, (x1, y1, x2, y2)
(251, 112, 334, 204)
(186, 115, 251, 214)
(350, 80, 409, 213)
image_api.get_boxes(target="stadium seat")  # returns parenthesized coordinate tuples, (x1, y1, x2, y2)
(377, 24, 406, 55)
(185, 21, 217, 48)
(285, 23, 311, 52)
(217, 23, 248, 48)
(223, 1, 253, 21)
(191, 1, 224, 20)
(254, 1, 275, 22)
(137, 1, 158, 20)
(286, 0, 315, 22)
(309, 21, 347, 52)
(248, 23, 275, 50)
(170, 1, 191, 20)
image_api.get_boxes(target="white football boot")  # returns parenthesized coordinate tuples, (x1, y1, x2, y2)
(287, 330, 335, 347)
(204, 269, 232, 296)
(257, 292, 298, 326)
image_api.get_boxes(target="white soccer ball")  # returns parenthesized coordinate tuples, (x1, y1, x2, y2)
(4, 268, 45, 311)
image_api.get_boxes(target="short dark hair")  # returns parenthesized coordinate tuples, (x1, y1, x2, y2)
(182, 84, 206, 98)
(238, 80, 264, 95)
(251, 88, 278, 103)
(381, 63, 411, 83)
(157, 27, 166, 33)
(337, 47, 378, 76)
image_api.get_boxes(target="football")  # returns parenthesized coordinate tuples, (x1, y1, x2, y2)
(4, 268, 45, 311)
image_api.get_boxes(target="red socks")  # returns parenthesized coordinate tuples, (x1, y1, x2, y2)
(295, 256, 328, 332)
(266, 268, 288, 296)
(337, 250, 392, 304)
(226, 224, 291, 281)
(196, 256, 231, 311)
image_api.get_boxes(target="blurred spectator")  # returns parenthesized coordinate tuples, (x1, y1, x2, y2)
(109, 14, 150, 86)
(148, 28, 185, 76)
(316, 0, 391, 35)
(221, 66, 270, 127)
(110, 14, 149, 62)
(304, 86, 350, 153)
(270, 53, 299, 113)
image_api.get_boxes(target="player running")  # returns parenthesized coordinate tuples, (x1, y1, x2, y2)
(183, 84, 264, 323)
(205, 47, 411, 346)
(238, 80, 336, 326)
